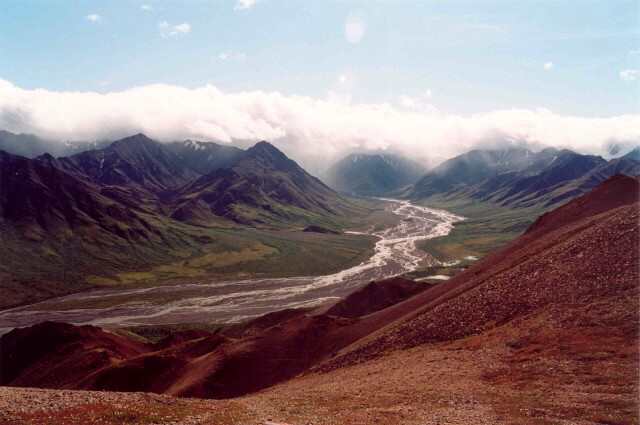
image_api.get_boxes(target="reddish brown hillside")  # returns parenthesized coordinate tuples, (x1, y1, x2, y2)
(76, 277, 437, 399)
(0, 322, 148, 388)
(233, 174, 639, 425)
(325, 277, 428, 318)
(526, 173, 639, 235)
(0, 277, 435, 399)
(321, 174, 639, 369)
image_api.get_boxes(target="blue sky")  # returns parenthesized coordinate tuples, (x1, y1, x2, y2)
(1, 0, 638, 116)
(0, 1, 638, 168)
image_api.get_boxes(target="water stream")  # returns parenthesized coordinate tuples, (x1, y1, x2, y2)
(0, 200, 463, 334)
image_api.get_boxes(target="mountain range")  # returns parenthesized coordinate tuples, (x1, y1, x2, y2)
(2, 174, 637, 424)
(0, 130, 110, 159)
(324, 152, 425, 196)
(0, 132, 360, 230)
(406, 146, 640, 209)
(0, 132, 366, 307)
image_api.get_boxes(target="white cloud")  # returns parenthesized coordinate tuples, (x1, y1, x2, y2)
(345, 14, 366, 44)
(0, 79, 638, 170)
(543, 62, 554, 71)
(620, 69, 639, 81)
(140, 4, 153, 11)
(173, 23, 191, 34)
(86, 14, 101, 23)
(398, 91, 436, 113)
(159, 21, 191, 38)
(235, 0, 257, 10)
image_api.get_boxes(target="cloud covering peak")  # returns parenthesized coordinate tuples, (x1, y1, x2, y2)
(0, 79, 638, 170)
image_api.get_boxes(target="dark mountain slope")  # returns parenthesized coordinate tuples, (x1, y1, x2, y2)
(171, 141, 362, 226)
(325, 153, 425, 196)
(410, 147, 554, 199)
(409, 146, 638, 211)
(0, 150, 152, 240)
(465, 150, 608, 208)
(0, 135, 377, 309)
(0, 150, 213, 307)
(55, 134, 199, 194)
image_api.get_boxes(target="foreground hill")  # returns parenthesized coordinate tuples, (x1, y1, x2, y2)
(1, 175, 637, 424)
(325, 152, 425, 196)
(0, 277, 429, 398)
(326, 174, 639, 363)
(230, 175, 638, 424)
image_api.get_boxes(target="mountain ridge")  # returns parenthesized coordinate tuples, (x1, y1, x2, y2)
(0, 135, 369, 309)
(407, 146, 640, 210)
(325, 152, 425, 196)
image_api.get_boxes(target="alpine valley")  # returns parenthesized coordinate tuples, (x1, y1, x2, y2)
(2, 3, 639, 423)
(0, 132, 378, 309)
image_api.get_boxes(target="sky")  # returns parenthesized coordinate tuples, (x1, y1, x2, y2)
(0, 0, 639, 169)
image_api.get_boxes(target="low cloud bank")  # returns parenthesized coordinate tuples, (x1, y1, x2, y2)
(0, 79, 638, 171)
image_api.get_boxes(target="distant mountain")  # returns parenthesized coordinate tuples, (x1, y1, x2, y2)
(605, 141, 640, 159)
(172, 141, 359, 226)
(623, 147, 640, 161)
(0, 131, 61, 158)
(409, 147, 558, 199)
(0, 130, 109, 158)
(325, 153, 425, 196)
(408, 146, 640, 209)
(167, 140, 244, 174)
